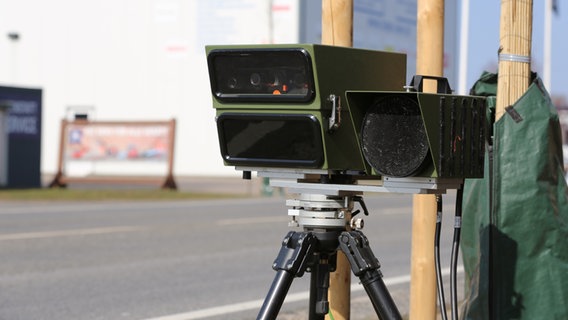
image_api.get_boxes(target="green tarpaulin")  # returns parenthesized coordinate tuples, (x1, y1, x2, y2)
(461, 72, 568, 319)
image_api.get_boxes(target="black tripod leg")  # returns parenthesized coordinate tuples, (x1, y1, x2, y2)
(257, 231, 317, 320)
(257, 270, 295, 320)
(309, 254, 331, 320)
(359, 269, 401, 320)
(339, 230, 402, 320)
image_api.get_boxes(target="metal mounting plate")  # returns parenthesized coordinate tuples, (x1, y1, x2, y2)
(270, 177, 463, 195)
(236, 167, 463, 194)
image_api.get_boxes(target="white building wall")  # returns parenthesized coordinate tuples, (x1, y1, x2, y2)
(0, 0, 299, 177)
(1, 0, 454, 178)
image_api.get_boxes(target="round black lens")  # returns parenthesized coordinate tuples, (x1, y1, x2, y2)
(361, 95, 429, 177)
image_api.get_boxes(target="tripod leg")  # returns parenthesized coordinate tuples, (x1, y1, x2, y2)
(257, 231, 317, 320)
(257, 270, 295, 320)
(359, 269, 401, 320)
(339, 230, 402, 320)
(309, 254, 331, 320)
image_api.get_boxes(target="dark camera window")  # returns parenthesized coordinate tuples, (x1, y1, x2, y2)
(217, 114, 323, 167)
(208, 49, 315, 103)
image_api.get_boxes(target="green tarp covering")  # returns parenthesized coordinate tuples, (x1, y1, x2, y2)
(461, 72, 568, 319)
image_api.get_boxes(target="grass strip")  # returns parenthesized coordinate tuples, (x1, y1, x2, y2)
(0, 188, 244, 201)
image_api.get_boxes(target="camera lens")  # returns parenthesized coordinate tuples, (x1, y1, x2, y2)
(250, 73, 261, 86)
(361, 95, 429, 177)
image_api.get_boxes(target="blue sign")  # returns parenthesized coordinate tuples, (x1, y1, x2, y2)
(0, 86, 42, 188)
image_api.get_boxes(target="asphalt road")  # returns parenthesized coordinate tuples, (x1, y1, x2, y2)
(0, 192, 461, 320)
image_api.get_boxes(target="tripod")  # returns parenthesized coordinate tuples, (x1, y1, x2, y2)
(256, 193, 402, 320)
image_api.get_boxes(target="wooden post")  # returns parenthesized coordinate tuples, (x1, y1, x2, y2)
(322, 0, 353, 47)
(496, 0, 533, 120)
(322, 1, 353, 319)
(48, 119, 68, 188)
(409, 1, 445, 320)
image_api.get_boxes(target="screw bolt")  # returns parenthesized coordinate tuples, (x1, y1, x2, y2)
(351, 218, 364, 230)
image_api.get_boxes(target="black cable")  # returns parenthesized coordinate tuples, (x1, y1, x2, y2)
(434, 194, 448, 320)
(451, 188, 464, 320)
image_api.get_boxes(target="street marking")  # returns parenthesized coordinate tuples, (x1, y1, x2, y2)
(143, 266, 464, 320)
(216, 216, 289, 226)
(0, 198, 283, 215)
(0, 226, 146, 241)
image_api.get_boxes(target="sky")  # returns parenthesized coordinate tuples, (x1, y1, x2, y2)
(464, 0, 568, 103)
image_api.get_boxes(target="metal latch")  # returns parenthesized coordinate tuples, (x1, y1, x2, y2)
(328, 94, 341, 132)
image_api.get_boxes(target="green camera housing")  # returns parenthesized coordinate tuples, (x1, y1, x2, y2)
(206, 45, 486, 179)
(206, 44, 407, 175)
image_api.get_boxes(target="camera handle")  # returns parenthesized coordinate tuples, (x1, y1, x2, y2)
(327, 94, 341, 132)
(408, 75, 453, 94)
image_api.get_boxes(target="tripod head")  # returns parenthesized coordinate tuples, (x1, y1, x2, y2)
(287, 193, 366, 231)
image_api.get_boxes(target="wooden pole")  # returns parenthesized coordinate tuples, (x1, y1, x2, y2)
(322, 0, 353, 47)
(409, 1, 445, 320)
(496, 0, 533, 120)
(322, 1, 353, 319)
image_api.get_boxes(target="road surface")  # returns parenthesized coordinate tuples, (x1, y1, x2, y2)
(0, 192, 462, 319)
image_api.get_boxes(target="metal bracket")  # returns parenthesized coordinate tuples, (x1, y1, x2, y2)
(272, 231, 317, 277)
(328, 94, 341, 132)
(409, 75, 453, 94)
(270, 177, 463, 195)
(286, 194, 353, 229)
(238, 167, 464, 193)
(338, 230, 381, 277)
